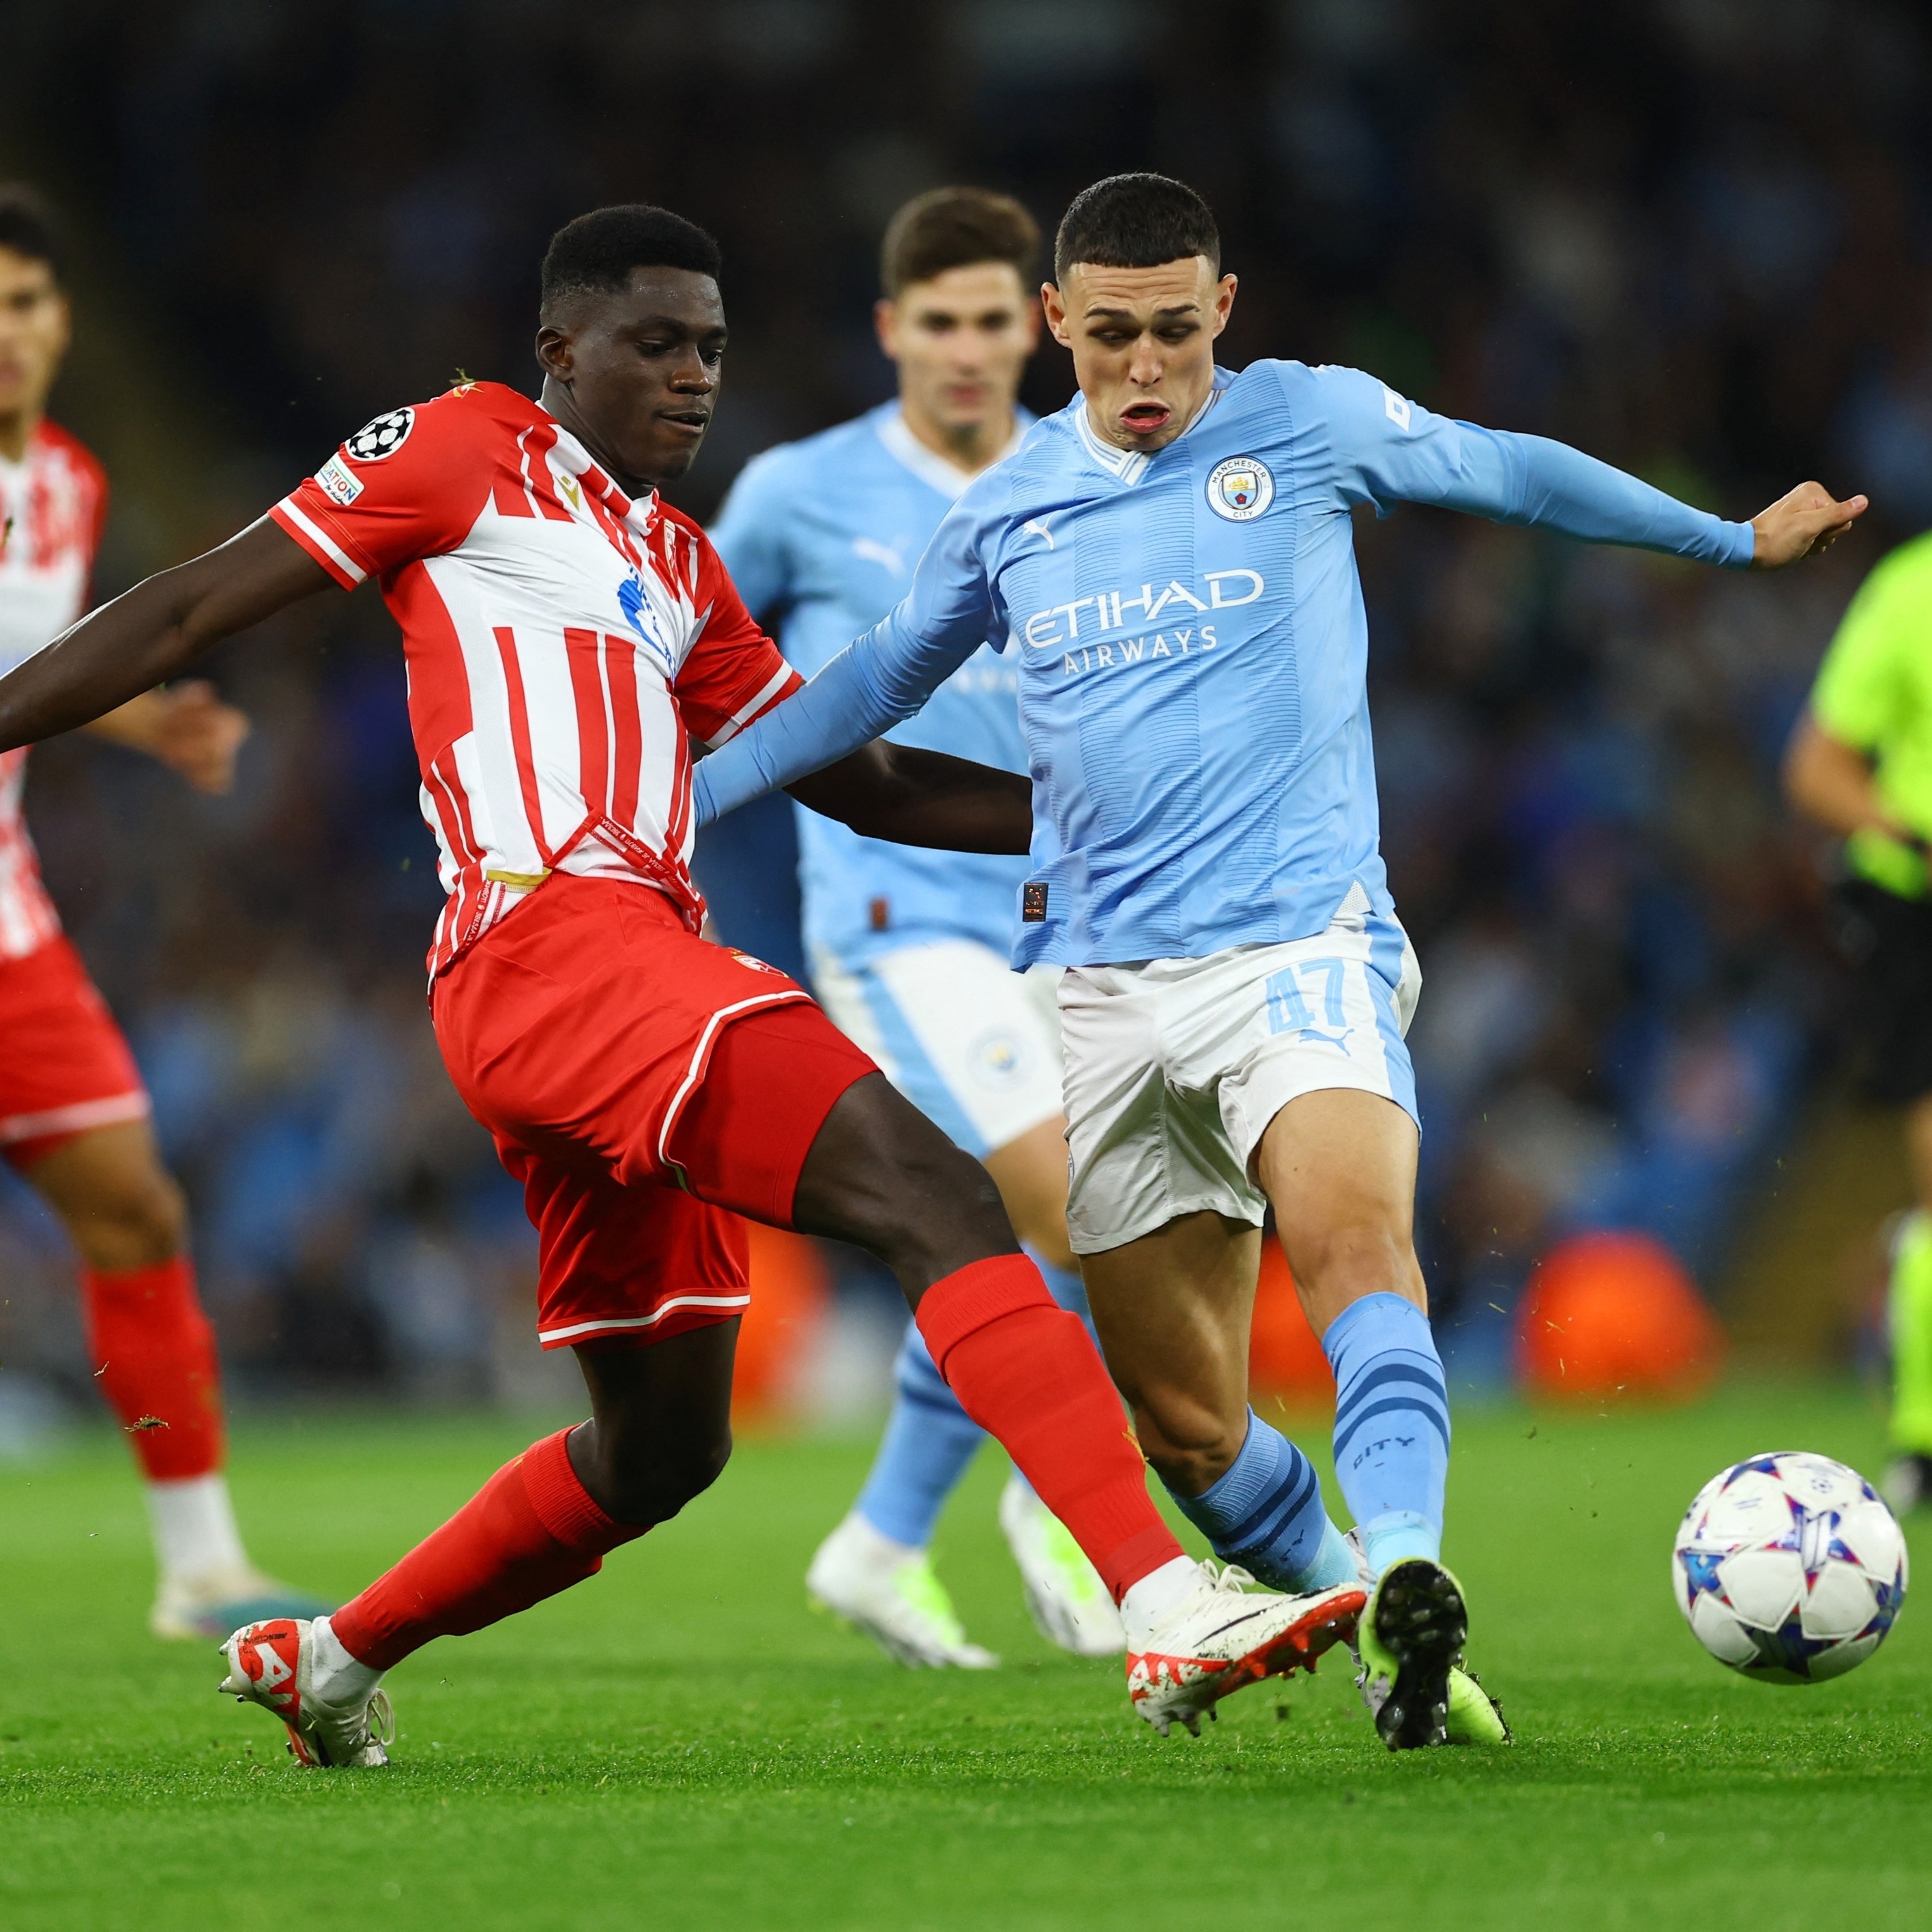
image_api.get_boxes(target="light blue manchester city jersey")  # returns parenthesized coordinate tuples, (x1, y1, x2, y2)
(696, 361, 1756, 969)
(709, 402, 1031, 969)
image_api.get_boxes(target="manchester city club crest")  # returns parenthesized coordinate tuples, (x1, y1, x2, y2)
(1206, 454, 1275, 522)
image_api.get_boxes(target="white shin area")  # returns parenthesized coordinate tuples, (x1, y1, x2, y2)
(145, 1472, 248, 1589)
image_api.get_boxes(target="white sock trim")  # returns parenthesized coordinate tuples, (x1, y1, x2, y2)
(145, 1473, 248, 1587)
(1120, 1555, 1201, 1648)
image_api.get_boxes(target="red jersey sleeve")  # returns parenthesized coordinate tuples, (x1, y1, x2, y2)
(669, 512, 803, 748)
(270, 390, 494, 589)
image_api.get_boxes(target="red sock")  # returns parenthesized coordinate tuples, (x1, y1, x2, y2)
(330, 1429, 649, 1670)
(80, 1257, 226, 1482)
(917, 1255, 1183, 1603)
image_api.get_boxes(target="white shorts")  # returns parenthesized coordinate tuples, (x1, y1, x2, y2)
(1058, 888, 1422, 1255)
(810, 938, 1064, 1160)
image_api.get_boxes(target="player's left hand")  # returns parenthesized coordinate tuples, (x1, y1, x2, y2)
(149, 679, 251, 793)
(1750, 482, 1869, 568)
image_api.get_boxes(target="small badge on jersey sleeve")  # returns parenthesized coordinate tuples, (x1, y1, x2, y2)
(1022, 881, 1049, 923)
(315, 455, 363, 506)
(345, 407, 415, 463)
(1206, 455, 1275, 522)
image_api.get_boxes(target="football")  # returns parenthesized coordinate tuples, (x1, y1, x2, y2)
(1672, 1450, 1909, 1684)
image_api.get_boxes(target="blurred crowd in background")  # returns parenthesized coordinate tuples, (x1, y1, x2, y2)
(2, 0, 1927, 1422)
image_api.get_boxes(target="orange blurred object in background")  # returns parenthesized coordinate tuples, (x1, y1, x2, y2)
(731, 1221, 832, 1425)
(1515, 1229, 1725, 1402)
(1248, 1239, 1335, 1403)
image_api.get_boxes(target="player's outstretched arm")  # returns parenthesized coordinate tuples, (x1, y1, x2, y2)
(786, 742, 1030, 854)
(0, 518, 332, 755)
(695, 491, 1005, 828)
(1330, 366, 1867, 570)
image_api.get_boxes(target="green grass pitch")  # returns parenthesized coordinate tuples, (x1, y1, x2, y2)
(1, 1381, 1925, 1931)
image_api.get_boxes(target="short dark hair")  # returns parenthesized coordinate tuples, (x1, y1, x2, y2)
(1053, 173, 1219, 282)
(540, 204, 721, 314)
(880, 187, 1039, 298)
(0, 185, 65, 283)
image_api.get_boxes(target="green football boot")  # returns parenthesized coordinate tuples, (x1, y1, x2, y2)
(1442, 1663, 1511, 1745)
(1354, 1556, 1472, 1751)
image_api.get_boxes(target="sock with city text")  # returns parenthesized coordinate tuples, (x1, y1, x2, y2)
(330, 1429, 650, 1670)
(1323, 1293, 1450, 1579)
(914, 1253, 1182, 1604)
(1169, 1409, 1358, 1594)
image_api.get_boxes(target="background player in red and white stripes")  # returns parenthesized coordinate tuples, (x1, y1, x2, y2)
(0, 205, 1365, 1764)
(0, 188, 324, 1639)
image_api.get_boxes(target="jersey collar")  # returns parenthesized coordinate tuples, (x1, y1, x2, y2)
(877, 407, 1029, 503)
(1070, 368, 1231, 487)
(534, 402, 656, 529)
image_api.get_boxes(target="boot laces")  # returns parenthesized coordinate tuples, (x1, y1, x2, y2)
(365, 1689, 397, 1749)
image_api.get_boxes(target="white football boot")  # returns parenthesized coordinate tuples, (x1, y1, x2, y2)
(151, 1563, 333, 1642)
(806, 1513, 999, 1669)
(998, 1474, 1127, 1657)
(218, 1618, 394, 1768)
(1126, 1563, 1364, 1737)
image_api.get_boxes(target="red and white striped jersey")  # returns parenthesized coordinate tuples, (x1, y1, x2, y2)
(0, 421, 106, 960)
(270, 382, 802, 977)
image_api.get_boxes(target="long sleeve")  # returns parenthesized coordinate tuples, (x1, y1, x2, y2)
(1313, 364, 1756, 568)
(693, 482, 1005, 825)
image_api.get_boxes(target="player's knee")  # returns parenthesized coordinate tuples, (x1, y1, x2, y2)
(1290, 1217, 1410, 1305)
(600, 1424, 733, 1525)
(68, 1167, 188, 1270)
(796, 1077, 1015, 1282)
(1132, 1387, 1246, 1497)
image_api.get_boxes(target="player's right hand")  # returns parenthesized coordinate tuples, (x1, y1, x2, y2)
(1750, 482, 1869, 568)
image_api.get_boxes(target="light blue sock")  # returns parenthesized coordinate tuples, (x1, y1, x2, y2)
(853, 1321, 986, 1548)
(1001, 1254, 1101, 1506)
(1167, 1409, 1354, 1592)
(856, 1253, 1095, 1541)
(1323, 1293, 1450, 1578)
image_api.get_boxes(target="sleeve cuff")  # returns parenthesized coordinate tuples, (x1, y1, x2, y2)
(269, 497, 369, 589)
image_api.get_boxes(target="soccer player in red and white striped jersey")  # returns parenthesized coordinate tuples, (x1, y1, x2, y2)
(0, 187, 325, 1639)
(0, 205, 1363, 1765)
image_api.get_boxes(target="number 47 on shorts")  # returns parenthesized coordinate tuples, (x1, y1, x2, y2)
(1264, 956, 1352, 1046)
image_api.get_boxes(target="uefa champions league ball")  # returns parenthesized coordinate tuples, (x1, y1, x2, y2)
(1672, 1450, 1909, 1684)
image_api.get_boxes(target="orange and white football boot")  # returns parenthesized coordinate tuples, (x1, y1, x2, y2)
(218, 1618, 394, 1768)
(1127, 1564, 1364, 1737)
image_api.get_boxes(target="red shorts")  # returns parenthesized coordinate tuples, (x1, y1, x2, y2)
(431, 873, 877, 1350)
(0, 935, 150, 1169)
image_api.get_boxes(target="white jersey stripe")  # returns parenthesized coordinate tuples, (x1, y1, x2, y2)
(707, 661, 796, 746)
(276, 499, 366, 585)
(0, 1089, 149, 1145)
(536, 1293, 752, 1346)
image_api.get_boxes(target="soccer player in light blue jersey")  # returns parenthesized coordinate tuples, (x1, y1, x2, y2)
(713, 188, 1124, 1668)
(697, 173, 1865, 1748)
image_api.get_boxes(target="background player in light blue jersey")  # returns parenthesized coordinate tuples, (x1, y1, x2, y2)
(712, 189, 1124, 1669)
(698, 174, 1867, 1750)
